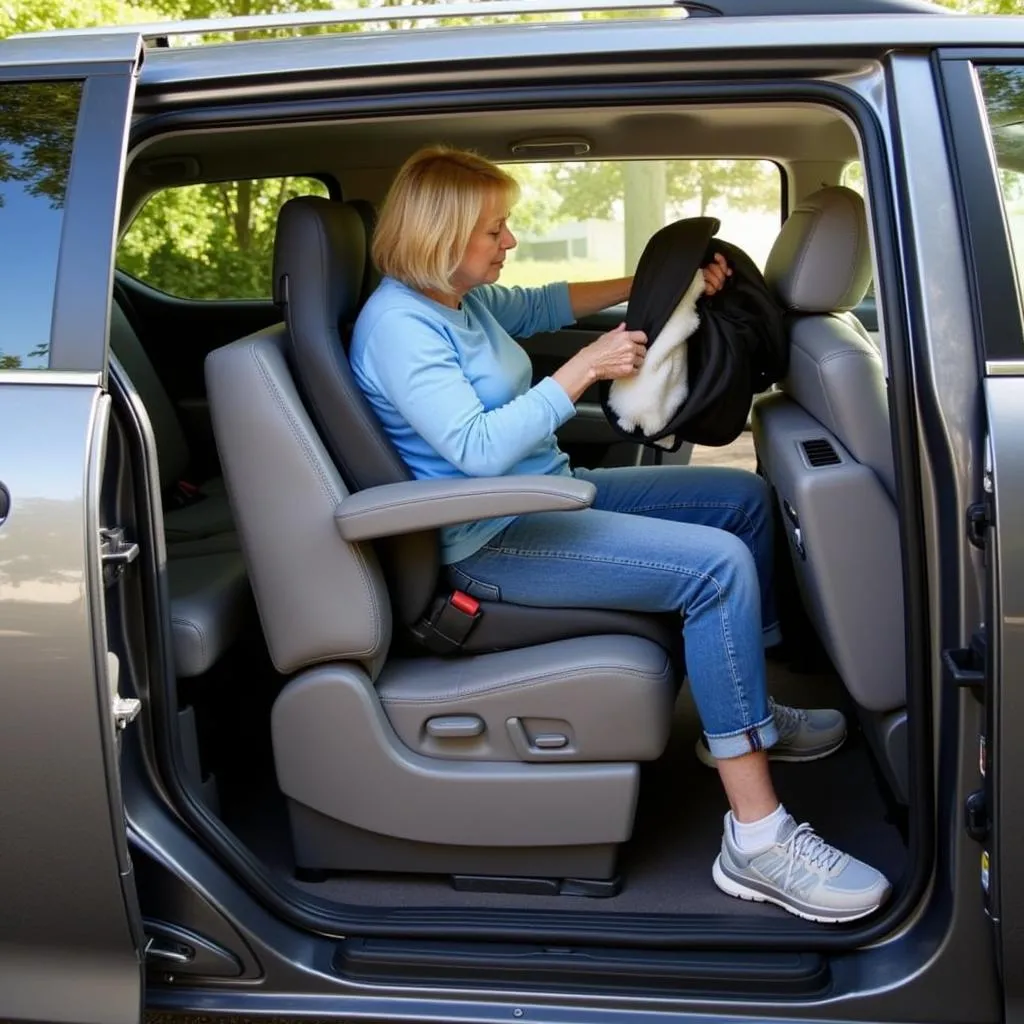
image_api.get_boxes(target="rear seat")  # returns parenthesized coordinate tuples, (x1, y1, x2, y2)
(109, 297, 250, 679)
(110, 300, 238, 554)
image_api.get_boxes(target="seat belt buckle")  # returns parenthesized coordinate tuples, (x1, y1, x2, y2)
(410, 590, 482, 654)
(170, 479, 206, 508)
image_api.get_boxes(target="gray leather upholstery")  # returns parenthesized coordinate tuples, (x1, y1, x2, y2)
(335, 476, 596, 541)
(273, 196, 438, 626)
(377, 635, 675, 762)
(783, 315, 896, 499)
(110, 298, 238, 549)
(167, 552, 250, 678)
(754, 186, 907, 735)
(206, 320, 676, 877)
(206, 326, 392, 679)
(765, 186, 872, 313)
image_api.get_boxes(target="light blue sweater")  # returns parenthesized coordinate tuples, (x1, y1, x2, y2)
(350, 275, 578, 564)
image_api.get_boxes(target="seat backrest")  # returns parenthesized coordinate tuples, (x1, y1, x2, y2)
(109, 297, 190, 490)
(764, 186, 895, 499)
(206, 325, 392, 679)
(272, 196, 439, 626)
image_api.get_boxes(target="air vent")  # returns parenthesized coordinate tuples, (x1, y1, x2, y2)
(801, 438, 841, 467)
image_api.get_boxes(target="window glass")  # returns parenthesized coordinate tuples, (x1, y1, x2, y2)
(0, 80, 82, 371)
(977, 65, 1024, 309)
(117, 176, 331, 300)
(497, 159, 781, 288)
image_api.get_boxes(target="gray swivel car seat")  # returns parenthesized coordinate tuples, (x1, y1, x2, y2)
(751, 185, 909, 800)
(270, 195, 680, 658)
(204, 197, 680, 882)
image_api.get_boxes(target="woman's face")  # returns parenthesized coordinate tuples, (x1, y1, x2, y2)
(450, 190, 517, 295)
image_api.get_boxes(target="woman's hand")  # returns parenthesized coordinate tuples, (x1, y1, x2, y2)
(703, 252, 732, 296)
(552, 322, 647, 403)
(583, 322, 648, 381)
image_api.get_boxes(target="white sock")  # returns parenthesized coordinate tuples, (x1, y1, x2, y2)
(731, 804, 788, 854)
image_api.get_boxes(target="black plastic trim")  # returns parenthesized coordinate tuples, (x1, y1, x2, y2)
(336, 937, 831, 998)
(127, 74, 933, 953)
(934, 55, 1024, 362)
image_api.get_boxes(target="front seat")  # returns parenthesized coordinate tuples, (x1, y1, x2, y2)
(204, 196, 681, 881)
(206, 324, 676, 881)
(750, 185, 908, 800)
(270, 196, 680, 658)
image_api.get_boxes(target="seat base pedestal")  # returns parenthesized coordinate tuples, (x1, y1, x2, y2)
(288, 799, 620, 880)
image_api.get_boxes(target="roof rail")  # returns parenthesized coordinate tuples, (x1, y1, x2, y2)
(12, 0, 685, 45)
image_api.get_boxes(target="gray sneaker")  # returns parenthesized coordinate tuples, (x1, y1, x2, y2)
(696, 698, 847, 768)
(713, 812, 891, 923)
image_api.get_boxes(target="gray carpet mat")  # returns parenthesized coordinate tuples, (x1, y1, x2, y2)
(222, 661, 908, 919)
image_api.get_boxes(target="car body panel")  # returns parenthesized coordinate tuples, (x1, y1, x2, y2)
(0, 39, 144, 1024)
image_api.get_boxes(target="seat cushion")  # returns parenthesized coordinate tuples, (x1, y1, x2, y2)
(377, 634, 676, 762)
(168, 551, 251, 678)
(461, 600, 681, 658)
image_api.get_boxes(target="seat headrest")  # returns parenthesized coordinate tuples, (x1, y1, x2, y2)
(764, 186, 872, 313)
(273, 195, 367, 328)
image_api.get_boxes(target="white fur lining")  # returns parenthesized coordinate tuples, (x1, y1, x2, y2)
(607, 268, 705, 448)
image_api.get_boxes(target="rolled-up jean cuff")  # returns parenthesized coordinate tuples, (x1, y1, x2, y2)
(763, 622, 783, 648)
(705, 714, 779, 760)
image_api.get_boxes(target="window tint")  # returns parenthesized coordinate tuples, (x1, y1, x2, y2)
(117, 176, 331, 300)
(977, 65, 1024, 313)
(497, 160, 781, 289)
(0, 80, 81, 371)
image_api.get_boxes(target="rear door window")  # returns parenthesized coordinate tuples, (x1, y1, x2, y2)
(118, 176, 331, 300)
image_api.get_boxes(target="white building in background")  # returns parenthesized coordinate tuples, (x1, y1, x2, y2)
(515, 218, 624, 263)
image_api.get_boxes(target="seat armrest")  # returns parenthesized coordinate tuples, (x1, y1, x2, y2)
(335, 476, 595, 541)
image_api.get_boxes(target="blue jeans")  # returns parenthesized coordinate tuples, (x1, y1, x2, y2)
(448, 465, 781, 760)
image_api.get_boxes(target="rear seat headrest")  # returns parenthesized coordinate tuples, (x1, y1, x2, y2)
(764, 186, 872, 314)
(273, 196, 367, 328)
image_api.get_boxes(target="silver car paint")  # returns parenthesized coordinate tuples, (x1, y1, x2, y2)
(0, 382, 141, 1024)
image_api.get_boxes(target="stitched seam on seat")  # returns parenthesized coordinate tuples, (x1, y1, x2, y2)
(251, 346, 339, 505)
(171, 616, 207, 670)
(249, 344, 384, 655)
(816, 348, 874, 441)
(380, 663, 667, 704)
(339, 488, 590, 524)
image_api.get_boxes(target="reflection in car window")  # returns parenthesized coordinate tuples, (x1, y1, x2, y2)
(118, 176, 330, 300)
(496, 159, 781, 288)
(978, 65, 1024, 314)
(0, 81, 81, 370)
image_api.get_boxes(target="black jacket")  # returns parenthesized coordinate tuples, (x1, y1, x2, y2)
(600, 217, 788, 449)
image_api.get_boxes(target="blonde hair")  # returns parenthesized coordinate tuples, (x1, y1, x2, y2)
(372, 145, 520, 294)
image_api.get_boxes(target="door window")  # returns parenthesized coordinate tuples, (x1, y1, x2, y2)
(0, 80, 82, 370)
(497, 159, 781, 288)
(977, 65, 1024, 317)
(118, 175, 331, 300)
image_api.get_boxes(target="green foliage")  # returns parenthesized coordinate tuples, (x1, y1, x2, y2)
(119, 176, 329, 298)
(523, 159, 779, 227)
(0, 80, 79, 208)
(933, 0, 1023, 11)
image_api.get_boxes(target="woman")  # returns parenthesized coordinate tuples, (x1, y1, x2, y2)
(350, 145, 890, 923)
